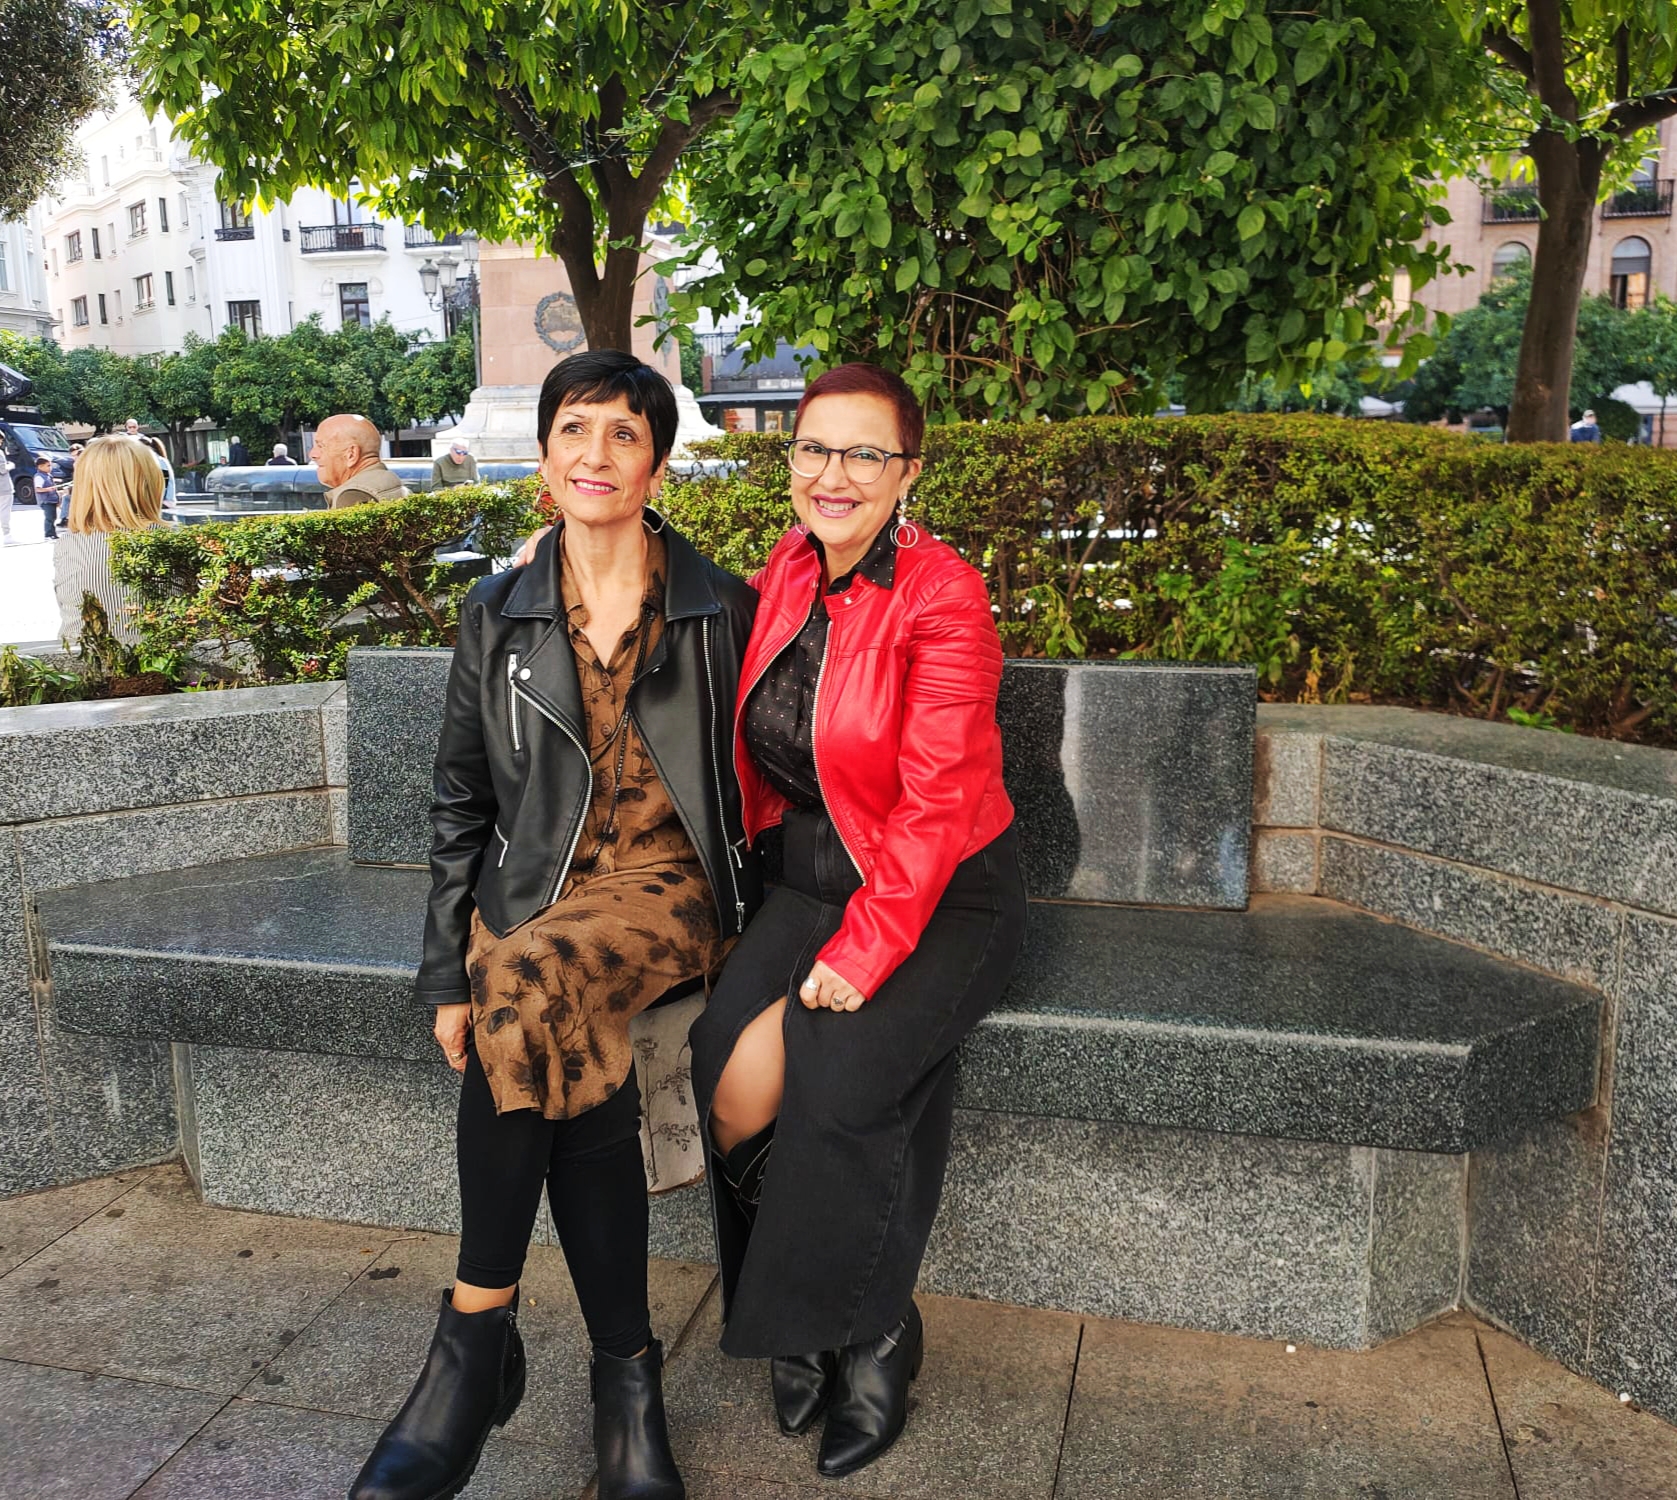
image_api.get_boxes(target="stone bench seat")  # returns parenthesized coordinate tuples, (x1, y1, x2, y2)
(43, 846, 1600, 1157)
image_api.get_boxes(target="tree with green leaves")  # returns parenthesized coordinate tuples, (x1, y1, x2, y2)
(149, 334, 224, 451)
(1401, 258, 1645, 429)
(0, 0, 128, 220)
(1625, 296, 1677, 445)
(1444, 2, 1677, 442)
(132, 0, 764, 351)
(385, 333, 478, 431)
(667, 0, 1473, 420)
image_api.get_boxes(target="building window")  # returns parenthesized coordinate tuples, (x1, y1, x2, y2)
(101, 155, 109, 186)
(113, 289, 121, 318)
(227, 299, 262, 337)
(179, 192, 190, 228)
(134, 273, 154, 310)
(108, 223, 117, 256)
(91, 227, 101, 260)
(332, 197, 368, 225)
(0, 240, 8, 293)
(184, 265, 195, 303)
(72, 296, 89, 327)
(1491, 242, 1531, 281)
(1611, 236, 1653, 309)
(339, 281, 371, 328)
(158, 197, 169, 233)
(128, 201, 147, 238)
(98, 293, 108, 324)
(165, 270, 175, 305)
(220, 200, 252, 231)
(65, 231, 82, 263)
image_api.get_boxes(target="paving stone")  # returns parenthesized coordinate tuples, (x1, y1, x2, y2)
(1054, 1315, 1516, 1498)
(1251, 829, 1318, 893)
(663, 1289, 1077, 1500)
(0, 1356, 223, 1500)
(0, 1165, 154, 1277)
(0, 1165, 400, 1393)
(257, 1232, 713, 1482)
(131, 1398, 578, 1500)
(1478, 1324, 1677, 1500)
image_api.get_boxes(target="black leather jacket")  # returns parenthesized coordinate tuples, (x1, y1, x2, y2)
(416, 518, 763, 1007)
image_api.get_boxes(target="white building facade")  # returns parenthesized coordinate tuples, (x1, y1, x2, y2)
(42, 96, 453, 358)
(0, 204, 54, 341)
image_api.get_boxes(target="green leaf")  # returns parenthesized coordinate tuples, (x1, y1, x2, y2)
(895, 256, 921, 291)
(993, 83, 1022, 112)
(863, 201, 893, 249)
(1241, 93, 1277, 131)
(939, 44, 962, 73)
(1237, 204, 1265, 239)
(1294, 30, 1331, 85)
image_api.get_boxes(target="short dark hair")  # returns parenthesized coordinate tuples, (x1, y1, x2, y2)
(536, 350, 678, 470)
(794, 363, 924, 456)
(36, 456, 51, 467)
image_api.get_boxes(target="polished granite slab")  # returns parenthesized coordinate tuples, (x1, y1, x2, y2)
(42, 850, 1599, 1153)
(343, 648, 1259, 905)
(996, 661, 1256, 908)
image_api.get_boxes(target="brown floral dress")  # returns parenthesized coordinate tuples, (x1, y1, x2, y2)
(465, 530, 727, 1124)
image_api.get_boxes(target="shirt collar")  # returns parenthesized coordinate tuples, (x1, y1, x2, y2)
(810, 521, 896, 594)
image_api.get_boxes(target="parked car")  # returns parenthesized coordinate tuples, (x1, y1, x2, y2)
(1, 364, 75, 507)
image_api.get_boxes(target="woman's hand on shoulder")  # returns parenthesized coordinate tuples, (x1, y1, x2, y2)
(515, 526, 552, 568)
(434, 1003, 472, 1072)
(798, 959, 869, 1013)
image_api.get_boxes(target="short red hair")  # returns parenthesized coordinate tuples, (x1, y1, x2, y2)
(793, 363, 924, 456)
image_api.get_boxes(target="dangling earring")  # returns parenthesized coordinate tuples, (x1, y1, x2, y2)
(535, 477, 561, 520)
(892, 491, 920, 548)
(642, 500, 668, 533)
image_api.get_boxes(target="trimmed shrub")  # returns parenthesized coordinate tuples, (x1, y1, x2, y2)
(663, 417, 1677, 743)
(113, 479, 543, 683)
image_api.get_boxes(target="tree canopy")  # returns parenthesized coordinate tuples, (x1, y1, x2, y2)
(0, 0, 128, 220)
(1443, 1, 1677, 440)
(132, 0, 767, 350)
(667, 0, 1474, 421)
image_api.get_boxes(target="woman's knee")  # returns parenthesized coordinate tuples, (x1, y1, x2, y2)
(709, 1000, 788, 1140)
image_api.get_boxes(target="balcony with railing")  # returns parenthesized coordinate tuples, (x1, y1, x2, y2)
(404, 225, 462, 250)
(1482, 187, 1541, 224)
(214, 225, 255, 242)
(1603, 178, 1675, 219)
(299, 223, 387, 254)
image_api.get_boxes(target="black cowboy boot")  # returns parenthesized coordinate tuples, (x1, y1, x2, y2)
(592, 1338, 684, 1500)
(717, 1125, 837, 1437)
(816, 1302, 925, 1479)
(349, 1289, 525, 1500)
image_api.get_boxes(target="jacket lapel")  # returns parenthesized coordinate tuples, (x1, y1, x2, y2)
(500, 528, 585, 742)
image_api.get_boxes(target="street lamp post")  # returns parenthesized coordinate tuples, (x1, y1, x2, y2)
(418, 230, 483, 390)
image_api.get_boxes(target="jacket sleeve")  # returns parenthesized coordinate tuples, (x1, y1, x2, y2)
(415, 590, 498, 1006)
(816, 568, 1006, 998)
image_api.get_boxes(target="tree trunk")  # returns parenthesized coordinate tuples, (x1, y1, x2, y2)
(1506, 133, 1605, 443)
(551, 220, 645, 353)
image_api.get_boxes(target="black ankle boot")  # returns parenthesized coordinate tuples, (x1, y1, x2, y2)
(816, 1303, 924, 1480)
(349, 1289, 525, 1500)
(716, 1122, 775, 1223)
(771, 1348, 839, 1436)
(592, 1338, 684, 1500)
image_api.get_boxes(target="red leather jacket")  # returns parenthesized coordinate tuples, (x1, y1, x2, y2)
(736, 526, 1015, 997)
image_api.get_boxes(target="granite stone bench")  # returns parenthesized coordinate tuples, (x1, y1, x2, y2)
(40, 648, 1603, 1353)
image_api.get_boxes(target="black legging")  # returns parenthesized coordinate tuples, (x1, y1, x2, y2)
(455, 1044, 652, 1360)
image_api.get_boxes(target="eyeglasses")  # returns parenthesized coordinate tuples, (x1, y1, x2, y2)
(785, 439, 916, 484)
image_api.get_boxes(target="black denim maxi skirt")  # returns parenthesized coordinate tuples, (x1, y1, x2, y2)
(689, 807, 1027, 1359)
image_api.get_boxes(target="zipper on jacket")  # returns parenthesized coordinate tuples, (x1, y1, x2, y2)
(510, 682, 590, 906)
(494, 826, 511, 868)
(703, 615, 748, 933)
(506, 654, 523, 753)
(809, 624, 865, 877)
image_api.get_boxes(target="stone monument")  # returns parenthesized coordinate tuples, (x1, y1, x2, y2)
(434, 237, 721, 460)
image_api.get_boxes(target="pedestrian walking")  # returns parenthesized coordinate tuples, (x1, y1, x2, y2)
(33, 456, 61, 538)
(1569, 409, 1602, 442)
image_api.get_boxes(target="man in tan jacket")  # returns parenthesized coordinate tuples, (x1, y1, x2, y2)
(311, 414, 410, 509)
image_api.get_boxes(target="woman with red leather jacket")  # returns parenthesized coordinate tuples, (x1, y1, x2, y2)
(689, 363, 1027, 1481)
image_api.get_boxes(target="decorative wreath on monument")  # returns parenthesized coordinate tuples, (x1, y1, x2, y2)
(534, 290, 587, 356)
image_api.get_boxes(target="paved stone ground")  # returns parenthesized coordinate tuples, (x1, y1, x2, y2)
(2, 1164, 1674, 1500)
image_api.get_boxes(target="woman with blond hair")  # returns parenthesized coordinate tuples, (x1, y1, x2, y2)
(54, 434, 166, 649)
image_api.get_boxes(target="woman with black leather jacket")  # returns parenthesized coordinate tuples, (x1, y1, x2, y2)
(350, 351, 759, 1500)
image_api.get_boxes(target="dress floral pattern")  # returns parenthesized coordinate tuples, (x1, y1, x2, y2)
(466, 531, 727, 1134)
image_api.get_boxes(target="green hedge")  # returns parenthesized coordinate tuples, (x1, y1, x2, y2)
(666, 417, 1677, 743)
(105, 422, 1677, 745)
(113, 480, 544, 683)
